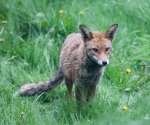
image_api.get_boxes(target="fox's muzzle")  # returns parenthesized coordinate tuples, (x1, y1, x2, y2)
(97, 59, 109, 66)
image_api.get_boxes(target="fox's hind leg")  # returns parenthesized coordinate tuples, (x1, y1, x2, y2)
(65, 77, 73, 101)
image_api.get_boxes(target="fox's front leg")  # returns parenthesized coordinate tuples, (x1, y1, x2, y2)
(75, 86, 88, 105)
(86, 85, 97, 102)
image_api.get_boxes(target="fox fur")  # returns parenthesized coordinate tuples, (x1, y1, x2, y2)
(14, 24, 118, 104)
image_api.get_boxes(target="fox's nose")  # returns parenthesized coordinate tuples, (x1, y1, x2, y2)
(102, 61, 107, 66)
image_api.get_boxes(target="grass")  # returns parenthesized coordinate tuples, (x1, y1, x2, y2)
(0, 0, 150, 124)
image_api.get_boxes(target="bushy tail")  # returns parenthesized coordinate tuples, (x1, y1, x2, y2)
(14, 68, 64, 96)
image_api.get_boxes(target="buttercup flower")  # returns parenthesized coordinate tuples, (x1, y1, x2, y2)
(59, 10, 63, 14)
(126, 68, 131, 73)
(122, 106, 128, 111)
(79, 11, 84, 15)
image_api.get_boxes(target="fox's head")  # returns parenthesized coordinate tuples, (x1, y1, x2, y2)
(79, 24, 118, 66)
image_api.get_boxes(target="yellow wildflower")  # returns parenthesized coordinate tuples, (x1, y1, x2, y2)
(20, 111, 24, 118)
(59, 10, 63, 14)
(2, 21, 7, 25)
(122, 106, 128, 111)
(126, 68, 131, 73)
(79, 11, 84, 15)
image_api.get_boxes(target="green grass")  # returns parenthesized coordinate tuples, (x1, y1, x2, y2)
(0, 0, 150, 124)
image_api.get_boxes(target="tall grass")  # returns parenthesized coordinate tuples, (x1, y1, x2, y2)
(0, 0, 150, 124)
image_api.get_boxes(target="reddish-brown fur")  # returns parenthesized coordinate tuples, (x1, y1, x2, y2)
(14, 24, 118, 105)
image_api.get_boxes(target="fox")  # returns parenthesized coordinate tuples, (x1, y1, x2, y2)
(14, 24, 118, 105)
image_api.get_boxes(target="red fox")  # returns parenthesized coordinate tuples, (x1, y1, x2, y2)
(15, 24, 118, 104)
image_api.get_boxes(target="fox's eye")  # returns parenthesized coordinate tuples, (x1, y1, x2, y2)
(105, 47, 110, 52)
(92, 48, 98, 53)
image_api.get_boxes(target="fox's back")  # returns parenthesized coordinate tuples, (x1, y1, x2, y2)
(60, 33, 83, 79)
(60, 33, 82, 55)
(60, 33, 83, 62)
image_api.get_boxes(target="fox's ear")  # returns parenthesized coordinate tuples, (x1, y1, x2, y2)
(79, 25, 93, 41)
(105, 24, 118, 41)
